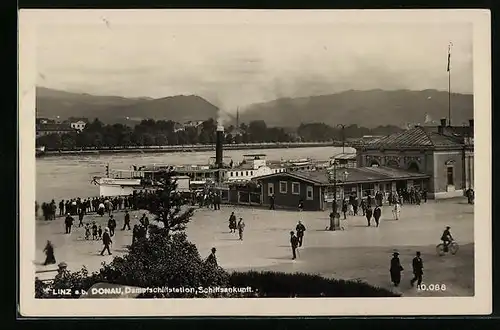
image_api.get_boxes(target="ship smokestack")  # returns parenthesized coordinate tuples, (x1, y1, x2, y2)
(216, 124, 224, 169)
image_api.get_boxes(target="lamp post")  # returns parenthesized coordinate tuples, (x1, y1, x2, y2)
(337, 124, 346, 154)
(328, 160, 339, 231)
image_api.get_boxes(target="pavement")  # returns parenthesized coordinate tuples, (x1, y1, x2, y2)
(35, 198, 474, 296)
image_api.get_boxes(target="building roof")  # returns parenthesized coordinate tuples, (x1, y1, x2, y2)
(68, 117, 89, 123)
(330, 152, 357, 160)
(36, 123, 75, 132)
(424, 125, 474, 138)
(362, 126, 464, 149)
(255, 166, 430, 186)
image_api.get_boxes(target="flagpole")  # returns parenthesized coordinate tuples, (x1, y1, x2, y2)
(447, 42, 452, 126)
(448, 59, 451, 126)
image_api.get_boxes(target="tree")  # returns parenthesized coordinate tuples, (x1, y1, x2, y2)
(142, 133, 155, 146)
(248, 120, 267, 142)
(146, 170, 195, 237)
(155, 133, 168, 146)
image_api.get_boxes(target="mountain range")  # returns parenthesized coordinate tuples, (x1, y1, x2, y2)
(36, 87, 473, 128)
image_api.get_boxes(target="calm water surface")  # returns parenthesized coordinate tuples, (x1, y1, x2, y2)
(36, 146, 354, 202)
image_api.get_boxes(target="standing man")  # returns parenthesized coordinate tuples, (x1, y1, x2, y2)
(59, 200, 65, 216)
(410, 251, 424, 287)
(390, 251, 403, 287)
(290, 231, 299, 260)
(365, 206, 373, 227)
(122, 210, 131, 230)
(100, 228, 112, 256)
(270, 194, 275, 210)
(64, 213, 73, 234)
(108, 215, 117, 237)
(78, 208, 85, 227)
(237, 218, 246, 241)
(373, 205, 382, 227)
(296, 220, 306, 247)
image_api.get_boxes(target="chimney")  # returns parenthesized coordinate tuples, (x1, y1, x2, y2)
(438, 118, 447, 134)
(469, 119, 474, 128)
(215, 125, 224, 169)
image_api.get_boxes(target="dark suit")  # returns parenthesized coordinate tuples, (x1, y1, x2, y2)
(290, 235, 299, 259)
(100, 232, 112, 255)
(365, 208, 373, 226)
(373, 207, 382, 227)
(411, 256, 424, 286)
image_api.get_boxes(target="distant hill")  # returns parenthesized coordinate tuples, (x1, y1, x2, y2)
(36, 87, 474, 128)
(239, 89, 474, 128)
(35, 87, 219, 125)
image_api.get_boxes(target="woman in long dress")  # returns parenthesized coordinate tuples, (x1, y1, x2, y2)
(43, 240, 56, 265)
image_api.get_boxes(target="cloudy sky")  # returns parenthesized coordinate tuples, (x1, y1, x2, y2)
(36, 12, 473, 112)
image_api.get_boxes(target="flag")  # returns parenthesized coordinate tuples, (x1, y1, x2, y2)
(447, 42, 452, 72)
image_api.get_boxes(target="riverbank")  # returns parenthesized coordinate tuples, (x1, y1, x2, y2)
(37, 141, 352, 157)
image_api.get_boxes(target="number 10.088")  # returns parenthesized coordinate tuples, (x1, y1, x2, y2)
(417, 284, 447, 291)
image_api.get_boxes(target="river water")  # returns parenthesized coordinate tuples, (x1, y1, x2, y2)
(36, 146, 354, 202)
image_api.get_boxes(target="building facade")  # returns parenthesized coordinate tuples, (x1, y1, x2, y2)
(355, 119, 474, 199)
(70, 120, 87, 132)
(36, 123, 76, 137)
(256, 167, 430, 211)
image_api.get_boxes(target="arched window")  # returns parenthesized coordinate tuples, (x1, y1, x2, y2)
(386, 160, 399, 168)
(370, 160, 379, 167)
(408, 162, 420, 173)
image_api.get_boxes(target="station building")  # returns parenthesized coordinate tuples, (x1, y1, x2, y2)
(355, 119, 474, 199)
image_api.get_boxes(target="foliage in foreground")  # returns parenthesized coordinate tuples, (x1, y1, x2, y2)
(229, 271, 400, 297)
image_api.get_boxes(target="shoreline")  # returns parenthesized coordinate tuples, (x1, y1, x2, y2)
(37, 142, 352, 158)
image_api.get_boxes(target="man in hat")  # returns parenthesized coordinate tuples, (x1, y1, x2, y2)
(122, 210, 131, 230)
(64, 213, 74, 234)
(410, 251, 424, 287)
(290, 231, 299, 260)
(296, 220, 306, 247)
(108, 215, 117, 237)
(390, 251, 403, 287)
(206, 247, 218, 266)
(100, 228, 113, 256)
(57, 262, 68, 275)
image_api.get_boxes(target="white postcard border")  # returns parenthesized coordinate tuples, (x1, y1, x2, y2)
(18, 9, 492, 317)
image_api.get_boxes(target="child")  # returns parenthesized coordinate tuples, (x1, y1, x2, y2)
(92, 222, 98, 240)
(84, 224, 91, 240)
(98, 225, 103, 239)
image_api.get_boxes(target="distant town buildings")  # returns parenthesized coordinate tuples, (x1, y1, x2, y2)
(36, 123, 75, 137)
(36, 117, 89, 136)
(70, 120, 87, 132)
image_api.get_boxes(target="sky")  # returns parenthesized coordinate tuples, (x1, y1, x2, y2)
(36, 15, 473, 113)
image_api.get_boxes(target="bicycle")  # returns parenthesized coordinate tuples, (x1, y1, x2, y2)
(436, 240, 459, 256)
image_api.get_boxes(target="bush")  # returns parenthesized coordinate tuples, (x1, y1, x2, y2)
(228, 271, 399, 297)
(35, 232, 230, 298)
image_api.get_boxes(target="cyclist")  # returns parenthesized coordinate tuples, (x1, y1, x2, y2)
(441, 226, 454, 252)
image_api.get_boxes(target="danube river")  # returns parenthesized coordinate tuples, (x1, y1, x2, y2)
(36, 146, 354, 202)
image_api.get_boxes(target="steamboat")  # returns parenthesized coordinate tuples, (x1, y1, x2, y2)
(91, 125, 327, 197)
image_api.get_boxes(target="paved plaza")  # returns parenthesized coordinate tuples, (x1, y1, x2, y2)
(35, 198, 474, 297)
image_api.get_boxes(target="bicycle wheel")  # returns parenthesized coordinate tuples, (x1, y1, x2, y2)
(450, 242, 459, 255)
(436, 243, 445, 256)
